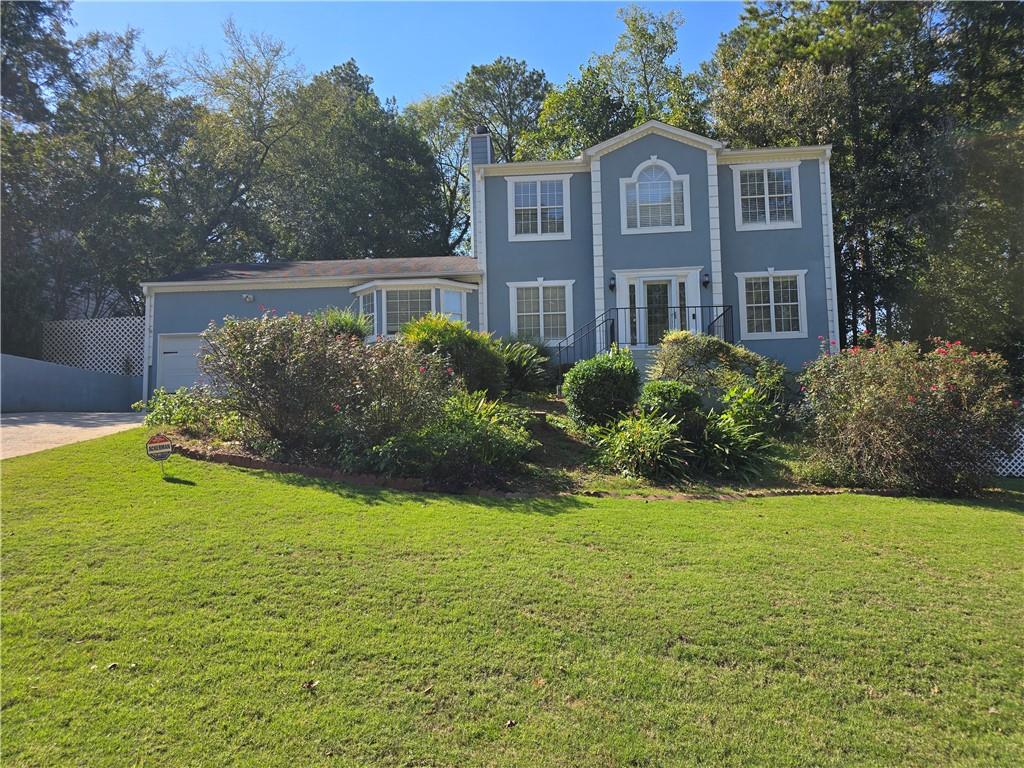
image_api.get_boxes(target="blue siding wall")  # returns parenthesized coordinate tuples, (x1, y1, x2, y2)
(599, 134, 714, 308)
(718, 159, 829, 369)
(483, 172, 594, 339)
(1, 354, 142, 412)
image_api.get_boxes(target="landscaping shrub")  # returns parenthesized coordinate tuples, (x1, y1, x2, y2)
(133, 386, 242, 440)
(401, 313, 507, 396)
(596, 410, 694, 482)
(314, 306, 372, 339)
(500, 338, 550, 392)
(800, 338, 1020, 496)
(694, 406, 772, 482)
(374, 390, 537, 486)
(650, 331, 787, 411)
(562, 345, 641, 426)
(200, 313, 453, 458)
(637, 380, 702, 420)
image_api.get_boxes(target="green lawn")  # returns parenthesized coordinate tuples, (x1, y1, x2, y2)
(2, 429, 1022, 767)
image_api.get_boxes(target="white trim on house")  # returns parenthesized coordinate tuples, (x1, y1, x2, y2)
(735, 269, 809, 341)
(618, 157, 691, 235)
(141, 290, 154, 401)
(585, 119, 723, 157)
(719, 146, 831, 164)
(590, 157, 605, 323)
(478, 159, 587, 176)
(730, 161, 803, 232)
(612, 267, 704, 346)
(819, 158, 841, 347)
(706, 150, 724, 306)
(473, 167, 489, 331)
(505, 174, 572, 242)
(140, 272, 482, 294)
(506, 278, 576, 345)
(348, 278, 476, 295)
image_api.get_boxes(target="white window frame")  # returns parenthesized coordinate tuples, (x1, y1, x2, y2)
(506, 279, 575, 345)
(731, 161, 802, 232)
(440, 288, 468, 322)
(359, 292, 377, 339)
(350, 278, 476, 338)
(736, 269, 808, 340)
(619, 157, 692, 235)
(505, 174, 572, 242)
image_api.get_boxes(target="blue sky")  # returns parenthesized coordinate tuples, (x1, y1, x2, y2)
(70, 1, 744, 106)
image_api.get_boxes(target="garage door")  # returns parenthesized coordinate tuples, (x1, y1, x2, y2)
(156, 334, 207, 391)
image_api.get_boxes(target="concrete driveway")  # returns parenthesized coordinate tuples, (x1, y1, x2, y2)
(0, 412, 144, 460)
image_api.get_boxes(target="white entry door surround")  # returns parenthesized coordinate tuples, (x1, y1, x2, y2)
(613, 267, 703, 347)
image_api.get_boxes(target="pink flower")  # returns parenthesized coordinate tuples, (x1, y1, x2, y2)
(799, 385, 806, 392)
(446, 367, 454, 375)
(907, 395, 917, 403)
(830, 339, 837, 346)
(257, 304, 266, 312)
(331, 403, 341, 413)
(817, 335, 824, 341)
(970, 351, 978, 357)
(418, 366, 426, 373)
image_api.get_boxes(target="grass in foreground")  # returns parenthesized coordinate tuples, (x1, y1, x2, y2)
(2, 429, 1022, 767)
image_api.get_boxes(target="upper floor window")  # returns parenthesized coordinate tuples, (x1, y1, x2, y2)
(506, 174, 572, 242)
(619, 159, 691, 235)
(731, 162, 802, 231)
(736, 269, 808, 340)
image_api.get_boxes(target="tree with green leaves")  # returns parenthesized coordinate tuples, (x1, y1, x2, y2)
(517, 64, 637, 160)
(261, 61, 446, 261)
(1, 0, 76, 124)
(403, 93, 471, 255)
(451, 56, 550, 163)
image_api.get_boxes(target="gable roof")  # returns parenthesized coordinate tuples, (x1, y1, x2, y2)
(584, 120, 724, 157)
(142, 256, 481, 291)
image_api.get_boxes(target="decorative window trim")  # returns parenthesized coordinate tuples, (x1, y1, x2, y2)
(731, 161, 802, 232)
(736, 269, 808, 340)
(505, 174, 572, 242)
(619, 157, 691, 235)
(506, 279, 575, 345)
(349, 279, 476, 337)
(440, 288, 468, 323)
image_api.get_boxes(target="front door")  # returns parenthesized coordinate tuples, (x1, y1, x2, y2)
(644, 280, 671, 345)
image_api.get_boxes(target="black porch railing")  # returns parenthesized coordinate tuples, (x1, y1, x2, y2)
(555, 304, 734, 371)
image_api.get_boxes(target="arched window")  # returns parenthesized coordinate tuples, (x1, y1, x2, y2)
(621, 160, 690, 233)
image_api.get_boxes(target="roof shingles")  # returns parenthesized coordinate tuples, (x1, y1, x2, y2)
(148, 256, 480, 284)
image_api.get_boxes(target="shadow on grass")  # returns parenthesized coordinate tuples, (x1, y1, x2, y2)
(241, 466, 589, 516)
(162, 476, 196, 486)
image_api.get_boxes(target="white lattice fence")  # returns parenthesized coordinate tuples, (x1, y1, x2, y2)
(985, 416, 1024, 478)
(40, 317, 145, 376)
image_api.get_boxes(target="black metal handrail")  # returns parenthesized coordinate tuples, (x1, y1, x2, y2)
(555, 304, 734, 371)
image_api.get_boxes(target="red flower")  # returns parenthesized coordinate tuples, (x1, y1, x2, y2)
(830, 339, 837, 346)
(331, 403, 341, 413)
(446, 367, 454, 375)
(907, 395, 917, 403)
(1013, 399, 1021, 408)
(418, 366, 426, 373)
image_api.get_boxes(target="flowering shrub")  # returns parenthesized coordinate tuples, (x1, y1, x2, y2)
(400, 313, 507, 396)
(200, 313, 453, 458)
(373, 390, 537, 486)
(800, 339, 1019, 496)
(562, 345, 641, 426)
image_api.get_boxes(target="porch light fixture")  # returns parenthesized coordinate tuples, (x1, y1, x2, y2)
(701, 272, 711, 289)
(608, 275, 616, 292)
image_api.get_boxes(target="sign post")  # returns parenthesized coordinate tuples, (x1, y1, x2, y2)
(146, 433, 173, 476)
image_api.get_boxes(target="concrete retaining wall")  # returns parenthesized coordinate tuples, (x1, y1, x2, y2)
(1, 354, 142, 413)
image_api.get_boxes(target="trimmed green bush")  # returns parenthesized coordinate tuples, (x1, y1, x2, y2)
(695, 407, 772, 482)
(596, 410, 694, 482)
(650, 331, 786, 408)
(500, 338, 550, 392)
(401, 313, 507, 396)
(637, 380, 702, 420)
(314, 306, 373, 339)
(800, 338, 1020, 496)
(562, 345, 641, 426)
(374, 391, 538, 486)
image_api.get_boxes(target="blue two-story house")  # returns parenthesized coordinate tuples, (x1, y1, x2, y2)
(140, 120, 838, 396)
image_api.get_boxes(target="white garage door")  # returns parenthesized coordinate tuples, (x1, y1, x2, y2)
(156, 334, 207, 391)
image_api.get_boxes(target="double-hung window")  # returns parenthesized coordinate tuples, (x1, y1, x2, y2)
(732, 163, 801, 230)
(359, 292, 376, 337)
(506, 175, 572, 241)
(384, 288, 433, 335)
(508, 280, 574, 343)
(736, 270, 807, 339)
(620, 160, 690, 234)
